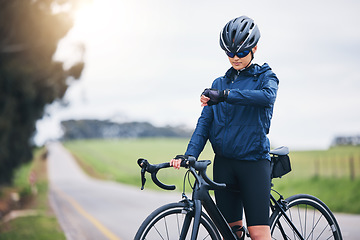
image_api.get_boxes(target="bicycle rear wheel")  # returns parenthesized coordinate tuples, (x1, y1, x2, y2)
(134, 201, 221, 240)
(270, 194, 342, 240)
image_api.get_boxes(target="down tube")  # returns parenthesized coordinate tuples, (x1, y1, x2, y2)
(201, 193, 237, 239)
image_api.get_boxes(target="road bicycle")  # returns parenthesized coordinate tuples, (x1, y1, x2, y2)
(134, 147, 343, 240)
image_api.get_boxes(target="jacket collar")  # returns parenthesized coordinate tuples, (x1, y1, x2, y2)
(224, 63, 271, 83)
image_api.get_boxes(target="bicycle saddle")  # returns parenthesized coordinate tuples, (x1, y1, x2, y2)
(270, 146, 289, 155)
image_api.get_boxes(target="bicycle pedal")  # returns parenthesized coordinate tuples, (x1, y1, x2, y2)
(231, 225, 249, 240)
(245, 229, 250, 238)
(243, 226, 250, 238)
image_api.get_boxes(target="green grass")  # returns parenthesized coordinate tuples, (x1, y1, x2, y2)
(12, 162, 33, 197)
(63, 139, 360, 214)
(0, 148, 66, 240)
(272, 177, 360, 214)
(0, 215, 65, 240)
(64, 138, 215, 191)
(269, 145, 360, 213)
(287, 146, 360, 179)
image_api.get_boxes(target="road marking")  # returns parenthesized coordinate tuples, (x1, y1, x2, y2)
(53, 186, 121, 240)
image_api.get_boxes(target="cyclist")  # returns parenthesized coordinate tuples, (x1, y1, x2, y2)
(171, 16, 279, 240)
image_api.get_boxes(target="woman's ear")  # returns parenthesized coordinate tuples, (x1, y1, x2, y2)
(252, 45, 258, 54)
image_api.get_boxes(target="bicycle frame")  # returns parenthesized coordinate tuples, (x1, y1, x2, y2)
(186, 167, 238, 240)
(137, 157, 307, 240)
(269, 194, 305, 240)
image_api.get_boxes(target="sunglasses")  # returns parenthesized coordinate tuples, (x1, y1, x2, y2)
(225, 50, 250, 58)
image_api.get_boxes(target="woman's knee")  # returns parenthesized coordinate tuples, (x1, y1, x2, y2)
(247, 225, 270, 240)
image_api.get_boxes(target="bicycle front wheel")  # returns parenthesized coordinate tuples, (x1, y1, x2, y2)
(270, 194, 342, 240)
(134, 201, 221, 240)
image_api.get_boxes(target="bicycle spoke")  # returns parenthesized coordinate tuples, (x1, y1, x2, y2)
(314, 224, 330, 240)
(307, 213, 335, 240)
(135, 202, 220, 240)
(200, 233, 211, 240)
(270, 195, 341, 240)
(273, 214, 296, 240)
(311, 207, 315, 240)
(286, 207, 301, 240)
(304, 204, 308, 238)
(297, 205, 304, 238)
(305, 211, 323, 240)
(176, 213, 181, 236)
(164, 216, 169, 239)
(272, 223, 292, 240)
(153, 225, 166, 240)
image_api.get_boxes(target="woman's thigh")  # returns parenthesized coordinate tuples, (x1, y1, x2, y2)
(213, 156, 271, 226)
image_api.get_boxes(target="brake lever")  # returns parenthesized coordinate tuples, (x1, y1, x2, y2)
(140, 167, 146, 190)
(138, 158, 148, 190)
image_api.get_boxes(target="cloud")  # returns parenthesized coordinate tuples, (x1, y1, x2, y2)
(37, 0, 360, 149)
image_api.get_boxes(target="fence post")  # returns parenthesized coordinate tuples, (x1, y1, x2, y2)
(349, 155, 355, 181)
(314, 158, 319, 178)
(332, 156, 337, 177)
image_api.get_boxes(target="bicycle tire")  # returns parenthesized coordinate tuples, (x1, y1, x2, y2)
(270, 194, 342, 240)
(134, 201, 221, 240)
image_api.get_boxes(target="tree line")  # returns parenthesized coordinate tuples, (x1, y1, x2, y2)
(60, 119, 193, 140)
(331, 135, 360, 147)
(0, 0, 85, 184)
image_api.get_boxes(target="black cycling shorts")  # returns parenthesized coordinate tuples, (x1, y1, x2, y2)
(213, 155, 271, 226)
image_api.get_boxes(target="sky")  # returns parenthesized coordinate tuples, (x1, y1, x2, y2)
(35, 0, 360, 150)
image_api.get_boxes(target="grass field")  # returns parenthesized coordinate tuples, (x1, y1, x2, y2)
(64, 138, 214, 191)
(63, 138, 360, 214)
(0, 148, 65, 240)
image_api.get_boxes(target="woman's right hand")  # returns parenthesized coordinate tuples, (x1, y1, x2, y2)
(170, 158, 182, 170)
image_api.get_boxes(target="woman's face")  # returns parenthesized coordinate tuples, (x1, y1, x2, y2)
(228, 46, 257, 71)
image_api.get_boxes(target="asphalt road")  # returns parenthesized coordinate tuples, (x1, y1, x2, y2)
(47, 142, 360, 240)
(47, 142, 180, 240)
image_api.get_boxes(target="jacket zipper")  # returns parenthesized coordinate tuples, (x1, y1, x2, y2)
(222, 73, 237, 156)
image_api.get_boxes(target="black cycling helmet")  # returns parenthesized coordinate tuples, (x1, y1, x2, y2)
(220, 16, 260, 53)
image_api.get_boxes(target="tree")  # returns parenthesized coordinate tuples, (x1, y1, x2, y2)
(0, 0, 85, 184)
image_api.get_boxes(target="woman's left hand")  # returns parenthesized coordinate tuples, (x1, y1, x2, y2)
(200, 95, 210, 106)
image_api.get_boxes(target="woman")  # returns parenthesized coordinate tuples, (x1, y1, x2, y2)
(171, 16, 279, 240)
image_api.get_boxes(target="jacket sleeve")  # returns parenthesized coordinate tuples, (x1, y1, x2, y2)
(185, 105, 213, 159)
(226, 71, 279, 107)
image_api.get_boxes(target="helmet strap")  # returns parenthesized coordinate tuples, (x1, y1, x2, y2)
(245, 50, 254, 68)
(238, 51, 254, 72)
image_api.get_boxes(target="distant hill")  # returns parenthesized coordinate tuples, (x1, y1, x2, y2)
(60, 119, 193, 140)
(331, 135, 360, 146)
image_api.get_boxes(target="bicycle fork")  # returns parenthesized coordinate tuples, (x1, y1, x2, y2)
(179, 200, 203, 240)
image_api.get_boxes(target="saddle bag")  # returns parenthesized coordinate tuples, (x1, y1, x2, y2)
(271, 154, 291, 179)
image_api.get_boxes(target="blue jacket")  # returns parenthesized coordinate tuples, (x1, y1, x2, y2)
(185, 63, 279, 161)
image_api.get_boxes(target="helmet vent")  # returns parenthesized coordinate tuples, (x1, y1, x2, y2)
(240, 24, 247, 32)
(231, 30, 237, 41)
(243, 33, 249, 42)
(249, 36, 255, 44)
(225, 24, 230, 33)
